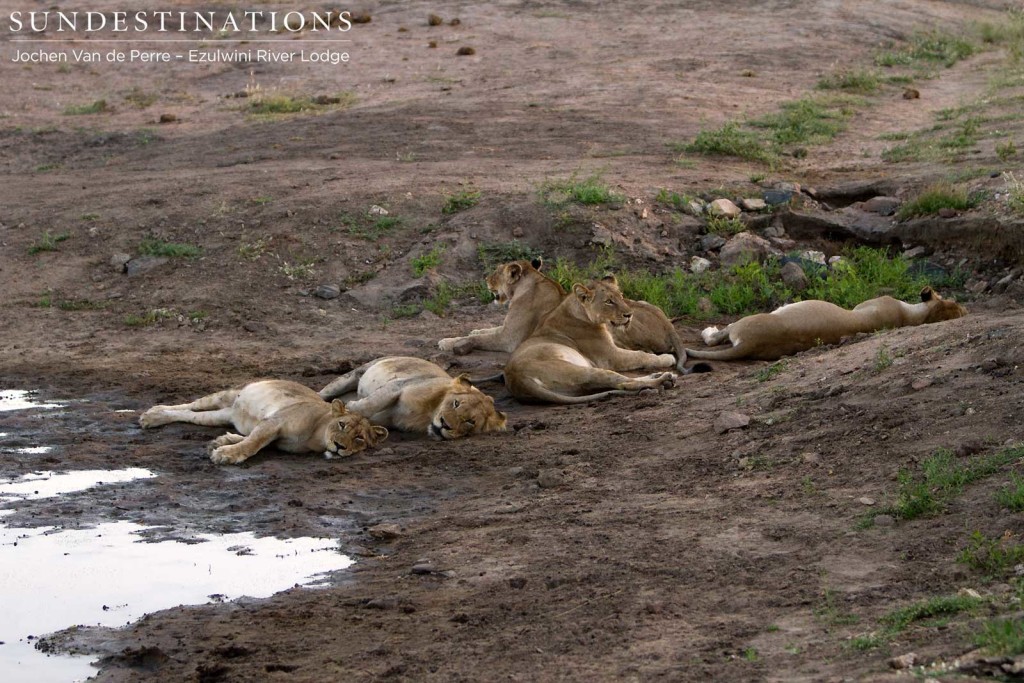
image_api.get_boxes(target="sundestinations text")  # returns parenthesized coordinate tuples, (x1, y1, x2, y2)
(7, 10, 352, 33)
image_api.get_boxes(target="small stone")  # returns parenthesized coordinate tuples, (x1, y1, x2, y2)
(889, 653, 918, 670)
(859, 497, 876, 506)
(938, 207, 958, 218)
(684, 199, 706, 216)
(958, 588, 983, 598)
(802, 452, 821, 464)
(860, 196, 901, 216)
(428, 13, 443, 26)
(740, 198, 767, 211)
(456, 46, 476, 56)
(799, 250, 827, 265)
(708, 198, 741, 218)
(375, 448, 395, 456)
(537, 469, 565, 489)
(312, 94, 343, 105)
(511, 227, 524, 238)
(774, 181, 801, 193)
(368, 205, 389, 216)
(911, 377, 932, 391)
(828, 255, 844, 266)
(763, 225, 786, 239)
(110, 253, 131, 273)
(780, 261, 808, 292)
(314, 284, 342, 300)
(126, 256, 169, 276)
(720, 232, 778, 267)
(699, 233, 727, 252)
(763, 189, 794, 206)
(968, 279, 990, 295)
(903, 246, 928, 259)
(903, 87, 920, 99)
(955, 440, 983, 457)
(690, 256, 712, 274)
(714, 411, 750, 434)
(411, 563, 436, 575)
(873, 514, 895, 527)
(368, 523, 403, 540)
(158, 113, 177, 124)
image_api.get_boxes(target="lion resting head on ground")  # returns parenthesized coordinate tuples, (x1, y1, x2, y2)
(140, 380, 389, 465)
(438, 258, 565, 355)
(503, 275, 678, 404)
(319, 356, 507, 439)
(686, 286, 967, 362)
(438, 259, 702, 373)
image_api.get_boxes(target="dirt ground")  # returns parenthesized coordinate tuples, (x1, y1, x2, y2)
(2, 1, 1024, 681)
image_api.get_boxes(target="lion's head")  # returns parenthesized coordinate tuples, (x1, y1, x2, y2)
(324, 399, 389, 458)
(486, 258, 552, 305)
(920, 286, 967, 323)
(428, 377, 507, 440)
(571, 275, 634, 328)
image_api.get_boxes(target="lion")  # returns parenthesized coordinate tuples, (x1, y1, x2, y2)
(438, 258, 699, 373)
(503, 275, 678, 404)
(686, 286, 967, 362)
(319, 356, 507, 439)
(139, 380, 389, 465)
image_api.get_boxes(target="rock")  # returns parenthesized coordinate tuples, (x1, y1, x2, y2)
(799, 250, 827, 265)
(511, 227, 524, 238)
(763, 225, 786, 239)
(873, 514, 895, 527)
(411, 563, 436, 575)
(782, 206, 895, 244)
(158, 113, 177, 124)
(126, 256, 169, 276)
(968, 279, 990, 295)
(815, 179, 899, 204)
(714, 411, 750, 434)
(690, 256, 712, 274)
(955, 440, 983, 457)
(740, 198, 767, 211)
(110, 253, 131, 273)
(938, 207, 958, 218)
(242, 321, 269, 334)
(763, 189, 794, 206)
(859, 196, 901, 216)
(699, 233, 727, 252)
(780, 261, 809, 292)
(802, 452, 821, 465)
(994, 272, 1018, 292)
(911, 377, 932, 391)
(719, 232, 779, 267)
(314, 284, 342, 300)
(684, 199, 705, 216)
(859, 497, 876, 506)
(368, 524, 403, 540)
(708, 198, 742, 218)
(769, 237, 796, 250)
(903, 87, 920, 99)
(889, 653, 918, 670)
(903, 246, 928, 259)
(368, 205, 389, 216)
(537, 469, 565, 489)
(828, 255, 843, 267)
(774, 181, 801, 194)
(456, 46, 476, 56)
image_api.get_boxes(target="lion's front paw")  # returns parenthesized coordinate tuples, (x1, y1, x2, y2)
(438, 337, 459, 352)
(658, 372, 676, 391)
(701, 326, 720, 345)
(210, 445, 246, 465)
(208, 433, 245, 454)
(139, 407, 168, 429)
(656, 353, 676, 368)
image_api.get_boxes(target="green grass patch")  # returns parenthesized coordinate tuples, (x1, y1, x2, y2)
(814, 589, 859, 628)
(749, 98, 847, 146)
(1007, 172, 1024, 214)
(896, 182, 980, 220)
(248, 92, 355, 116)
(542, 174, 623, 206)
(995, 473, 1024, 511)
(959, 531, 1024, 576)
(124, 308, 174, 327)
(881, 594, 985, 632)
(123, 88, 158, 109)
(139, 237, 201, 259)
(655, 188, 693, 211)
(975, 617, 1024, 655)
(57, 299, 104, 311)
(279, 260, 316, 280)
(755, 360, 788, 382)
(683, 121, 776, 165)
(63, 99, 109, 115)
(412, 246, 445, 277)
(817, 69, 881, 94)
(442, 189, 481, 214)
(705, 215, 745, 236)
(477, 240, 542, 270)
(28, 230, 71, 255)
(997, 140, 1017, 161)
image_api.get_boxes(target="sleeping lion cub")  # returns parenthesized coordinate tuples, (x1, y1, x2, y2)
(686, 286, 966, 362)
(140, 380, 389, 464)
(320, 356, 507, 439)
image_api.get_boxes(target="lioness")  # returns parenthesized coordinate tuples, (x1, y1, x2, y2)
(139, 380, 389, 465)
(439, 258, 697, 373)
(319, 356, 507, 439)
(686, 286, 967, 362)
(504, 275, 677, 404)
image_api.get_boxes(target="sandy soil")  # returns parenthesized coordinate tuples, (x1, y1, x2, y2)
(2, 1, 1024, 681)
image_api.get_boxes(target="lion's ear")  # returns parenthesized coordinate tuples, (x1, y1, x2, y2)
(491, 410, 508, 431)
(330, 399, 347, 415)
(454, 373, 473, 387)
(531, 257, 543, 271)
(572, 283, 592, 302)
(601, 273, 618, 287)
(371, 425, 389, 444)
(507, 263, 523, 281)
(920, 286, 936, 302)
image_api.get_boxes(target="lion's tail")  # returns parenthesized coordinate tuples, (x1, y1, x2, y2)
(684, 345, 750, 361)
(510, 382, 646, 405)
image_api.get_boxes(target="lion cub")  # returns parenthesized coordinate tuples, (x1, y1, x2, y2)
(140, 380, 388, 465)
(320, 356, 507, 440)
(503, 275, 677, 404)
(686, 286, 967, 362)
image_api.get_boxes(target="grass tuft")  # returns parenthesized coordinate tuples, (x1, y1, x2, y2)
(542, 174, 623, 206)
(139, 238, 202, 259)
(975, 617, 1024, 655)
(63, 99, 109, 115)
(896, 183, 979, 220)
(817, 69, 881, 94)
(442, 189, 481, 214)
(28, 231, 71, 255)
(412, 246, 445, 277)
(959, 531, 1024, 576)
(684, 122, 776, 165)
(478, 241, 542, 270)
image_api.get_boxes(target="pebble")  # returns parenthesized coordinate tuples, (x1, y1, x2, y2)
(801, 452, 821, 465)
(714, 411, 750, 434)
(110, 253, 131, 273)
(684, 199, 705, 216)
(699, 233, 727, 252)
(126, 256, 169, 276)
(938, 207, 958, 218)
(859, 497, 875, 506)
(780, 261, 808, 292)
(314, 284, 342, 300)
(903, 246, 928, 259)
(708, 198, 741, 218)
(861, 196, 901, 216)
(690, 256, 712, 274)
(537, 469, 565, 489)
(368, 205, 389, 216)
(368, 523, 403, 540)
(763, 225, 786, 239)
(911, 378, 932, 391)
(763, 189, 794, 206)
(740, 198, 767, 211)
(889, 653, 918, 670)
(873, 514, 895, 527)
(158, 113, 177, 124)
(411, 563, 436, 575)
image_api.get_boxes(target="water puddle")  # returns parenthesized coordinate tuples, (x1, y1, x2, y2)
(0, 469, 354, 682)
(0, 390, 64, 412)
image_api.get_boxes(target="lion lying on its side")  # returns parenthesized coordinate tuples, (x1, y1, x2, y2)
(686, 286, 967, 362)
(439, 258, 698, 373)
(504, 275, 677, 404)
(319, 356, 507, 439)
(140, 380, 389, 465)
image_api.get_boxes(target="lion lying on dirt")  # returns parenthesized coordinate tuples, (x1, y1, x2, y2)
(140, 380, 389, 465)
(686, 286, 967, 362)
(504, 275, 677, 404)
(319, 356, 507, 439)
(439, 258, 698, 373)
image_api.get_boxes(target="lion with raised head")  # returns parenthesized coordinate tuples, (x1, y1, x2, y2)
(503, 275, 677, 404)
(319, 356, 507, 439)
(439, 258, 698, 373)
(140, 380, 389, 465)
(686, 286, 967, 362)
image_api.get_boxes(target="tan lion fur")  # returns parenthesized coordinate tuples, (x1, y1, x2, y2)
(140, 380, 388, 465)
(686, 286, 967, 362)
(320, 356, 507, 439)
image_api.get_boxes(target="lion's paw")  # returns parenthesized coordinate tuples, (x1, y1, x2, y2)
(438, 337, 459, 352)
(208, 433, 244, 454)
(139, 407, 168, 429)
(659, 373, 676, 390)
(701, 326, 720, 345)
(210, 445, 246, 465)
(656, 353, 676, 368)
